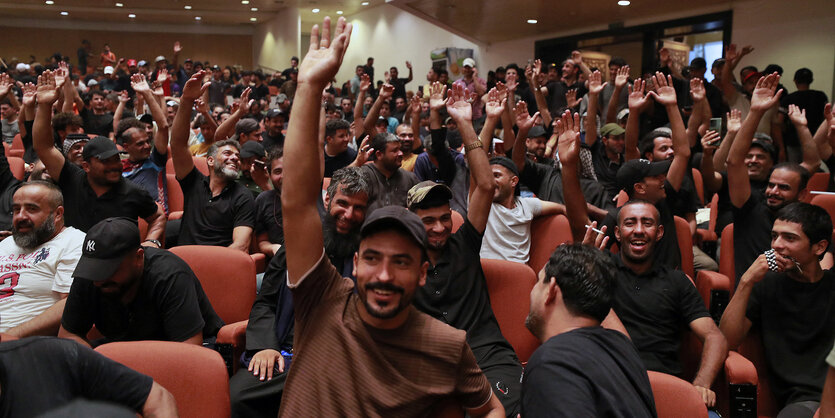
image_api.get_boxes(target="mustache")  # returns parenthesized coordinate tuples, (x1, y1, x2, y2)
(13, 220, 33, 230)
(365, 282, 404, 294)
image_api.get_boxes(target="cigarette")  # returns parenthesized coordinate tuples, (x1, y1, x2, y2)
(585, 224, 605, 235)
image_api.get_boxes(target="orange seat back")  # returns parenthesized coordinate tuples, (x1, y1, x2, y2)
(166, 174, 184, 214)
(737, 331, 779, 417)
(451, 210, 464, 233)
(527, 214, 572, 273)
(811, 194, 835, 225)
(96, 341, 230, 418)
(674, 216, 695, 279)
(691, 168, 705, 205)
(648, 370, 709, 417)
(7, 156, 24, 181)
(804, 172, 830, 202)
(480, 259, 539, 363)
(719, 224, 735, 291)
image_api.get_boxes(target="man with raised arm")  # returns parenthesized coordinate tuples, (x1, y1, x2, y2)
(558, 109, 728, 414)
(32, 70, 165, 246)
(279, 17, 503, 417)
(169, 70, 255, 252)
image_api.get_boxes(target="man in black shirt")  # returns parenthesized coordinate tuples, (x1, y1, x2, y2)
(0, 337, 177, 417)
(388, 61, 413, 100)
(170, 70, 255, 252)
(79, 90, 114, 138)
(323, 119, 357, 177)
(589, 122, 625, 201)
(408, 83, 522, 417)
(32, 70, 165, 243)
(58, 217, 224, 346)
(261, 108, 286, 152)
(359, 132, 418, 214)
(522, 244, 656, 418)
(557, 110, 727, 411)
(721, 203, 835, 418)
(254, 148, 285, 258)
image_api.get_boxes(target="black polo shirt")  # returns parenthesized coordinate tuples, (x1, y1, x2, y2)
(716, 173, 768, 237)
(519, 159, 611, 210)
(359, 164, 418, 215)
(61, 247, 224, 343)
(57, 160, 158, 232)
(261, 131, 285, 153)
(589, 140, 623, 200)
(413, 219, 516, 361)
(254, 188, 284, 245)
(732, 193, 775, 281)
(178, 167, 256, 247)
(608, 252, 709, 377)
(601, 190, 681, 270)
(79, 108, 114, 137)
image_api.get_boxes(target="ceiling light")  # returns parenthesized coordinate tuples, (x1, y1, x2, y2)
(60, 11, 68, 15)
(115, 2, 123, 6)
(527, 19, 537, 24)
(44, 0, 53, 4)
(250, 7, 258, 11)
(312, 8, 319, 13)
(241, 0, 249, 4)
(184, 5, 192, 9)
(194, 16, 201, 20)
(617, 0, 630, 5)
(361, 1, 369, 5)
(128, 13, 135, 18)
(336, 10, 343, 14)
(250, 17, 257, 21)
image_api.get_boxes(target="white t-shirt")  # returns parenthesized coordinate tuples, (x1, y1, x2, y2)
(728, 89, 778, 136)
(0, 227, 85, 332)
(480, 197, 542, 264)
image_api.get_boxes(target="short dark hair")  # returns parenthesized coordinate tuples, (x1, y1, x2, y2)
(544, 244, 616, 322)
(116, 118, 147, 145)
(764, 64, 783, 76)
(267, 147, 283, 171)
(325, 119, 351, 138)
(52, 112, 83, 131)
(327, 166, 370, 198)
(794, 68, 813, 85)
(235, 118, 260, 135)
(618, 199, 659, 222)
(773, 162, 811, 191)
(370, 132, 399, 154)
(609, 57, 627, 68)
(689, 57, 706, 69)
(776, 202, 832, 251)
(207, 139, 240, 159)
(437, 69, 448, 77)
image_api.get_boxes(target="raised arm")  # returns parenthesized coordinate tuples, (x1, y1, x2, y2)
(556, 110, 590, 241)
(214, 87, 252, 142)
(788, 104, 822, 173)
(814, 103, 834, 161)
(648, 72, 689, 190)
(479, 88, 505, 154)
(132, 74, 170, 153)
(529, 60, 552, 128)
(404, 60, 413, 83)
(606, 65, 629, 124)
(510, 101, 539, 172)
(584, 70, 606, 146)
(112, 91, 130, 134)
(499, 80, 517, 152)
(362, 83, 393, 136)
(699, 130, 724, 193)
(284, 17, 352, 285)
(170, 70, 209, 179)
(726, 73, 783, 208)
(719, 44, 754, 100)
(686, 78, 708, 148)
(354, 73, 369, 126)
(33, 70, 66, 181)
(624, 78, 652, 161)
(712, 109, 741, 171)
(570, 50, 592, 79)
(447, 83, 494, 233)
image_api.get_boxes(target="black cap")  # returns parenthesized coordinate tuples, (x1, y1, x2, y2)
(489, 156, 519, 177)
(265, 108, 285, 119)
(82, 136, 120, 161)
(360, 206, 428, 251)
(73, 218, 141, 282)
(138, 113, 153, 124)
(184, 58, 193, 63)
(616, 159, 671, 191)
(751, 136, 777, 163)
(527, 125, 547, 139)
(240, 141, 266, 159)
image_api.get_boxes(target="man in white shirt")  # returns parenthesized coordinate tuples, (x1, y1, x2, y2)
(0, 181, 84, 336)
(480, 156, 565, 264)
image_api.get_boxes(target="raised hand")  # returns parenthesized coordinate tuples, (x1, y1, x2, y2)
(647, 71, 677, 106)
(514, 101, 539, 131)
(749, 73, 782, 112)
(628, 78, 652, 111)
(118, 90, 130, 104)
(378, 83, 394, 100)
(131, 73, 151, 93)
(405, 60, 412, 69)
(194, 98, 209, 115)
(565, 89, 580, 108)
(239, 87, 253, 114)
(615, 65, 630, 89)
(445, 83, 473, 122)
(690, 77, 706, 102)
(181, 70, 210, 102)
(726, 109, 742, 133)
(21, 83, 36, 107)
(173, 41, 182, 54)
(582, 221, 609, 250)
(409, 94, 421, 115)
(484, 87, 506, 119)
(0, 73, 12, 99)
(35, 70, 60, 106)
(359, 73, 371, 93)
(353, 136, 373, 166)
(556, 110, 581, 166)
(157, 67, 168, 83)
(428, 81, 447, 111)
(297, 16, 352, 89)
(587, 70, 606, 96)
(701, 130, 721, 153)
(570, 50, 583, 66)
(54, 61, 69, 89)
(725, 44, 754, 66)
(787, 104, 807, 127)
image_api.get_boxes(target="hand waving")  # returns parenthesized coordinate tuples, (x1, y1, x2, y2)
(565, 89, 580, 108)
(749, 73, 782, 112)
(690, 77, 706, 102)
(587, 70, 606, 96)
(514, 101, 539, 131)
(359, 73, 371, 93)
(726, 109, 742, 133)
(378, 83, 394, 100)
(35, 70, 60, 106)
(614, 65, 630, 89)
(181, 70, 210, 102)
(131, 73, 151, 94)
(297, 16, 353, 89)
(485, 87, 506, 119)
(54, 62, 69, 89)
(0, 73, 12, 99)
(787, 104, 807, 126)
(556, 110, 581, 166)
(628, 78, 652, 112)
(409, 94, 421, 115)
(21, 83, 36, 107)
(647, 72, 677, 106)
(428, 82, 447, 111)
(238, 87, 254, 114)
(445, 83, 473, 122)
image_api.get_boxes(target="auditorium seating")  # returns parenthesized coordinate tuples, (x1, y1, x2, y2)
(480, 259, 540, 364)
(527, 213, 572, 273)
(648, 370, 709, 418)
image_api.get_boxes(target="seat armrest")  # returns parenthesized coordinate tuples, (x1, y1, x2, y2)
(696, 229, 718, 243)
(251, 253, 266, 274)
(724, 351, 758, 385)
(216, 320, 248, 347)
(168, 211, 183, 221)
(696, 270, 731, 321)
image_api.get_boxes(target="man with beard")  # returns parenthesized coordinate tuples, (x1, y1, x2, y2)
(32, 70, 166, 242)
(170, 70, 255, 251)
(261, 109, 286, 153)
(557, 109, 727, 414)
(277, 17, 503, 417)
(406, 82, 521, 417)
(358, 131, 418, 215)
(230, 166, 370, 418)
(254, 149, 285, 258)
(521, 244, 656, 418)
(58, 217, 223, 347)
(727, 74, 818, 281)
(0, 181, 85, 337)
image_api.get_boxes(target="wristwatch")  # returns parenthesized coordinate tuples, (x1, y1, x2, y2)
(143, 239, 162, 248)
(464, 140, 484, 153)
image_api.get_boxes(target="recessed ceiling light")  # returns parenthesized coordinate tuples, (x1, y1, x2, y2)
(527, 19, 537, 24)
(128, 13, 136, 18)
(184, 5, 192, 9)
(241, 0, 249, 4)
(60, 11, 68, 15)
(44, 0, 53, 4)
(115, 2, 123, 6)
(250, 7, 257, 11)
(617, 0, 630, 5)
(250, 17, 257, 21)
(336, 10, 343, 14)
(194, 16, 201, 20)
(361, 1, 369, 5)
(312, 8, 320, 13)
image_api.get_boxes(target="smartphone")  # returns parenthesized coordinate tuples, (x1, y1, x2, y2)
(418, 85, 424, 96)
(709, 117, 723, 133)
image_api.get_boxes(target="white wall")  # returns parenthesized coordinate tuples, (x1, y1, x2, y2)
(252, 8, 300, 73)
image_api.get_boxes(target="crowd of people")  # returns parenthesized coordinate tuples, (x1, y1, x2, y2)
(0, 14, 834, 418)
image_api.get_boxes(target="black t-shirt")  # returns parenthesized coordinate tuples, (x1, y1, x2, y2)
(667, 173, 699, 219)
(323, 148, 357, 178)
(522, 327, 657, 418)
(602, 197, 681, 270)
(261, 131, 285, 153)
(250, 84, 271, 102)
(715, 173, 767, 236)
(784, 90, 829, 147)
(254, 188, 284, 245)
(609, 252, 710, 377)
(79, 108, 114, 137)
(178, 167, 256, 247)
(0, 142, 22, 231)
(732, 193, 774, 281)
(57, 160, 158, 232)
(413, 220, 517, 363)
(589, 140, 623, 201)
(746, 270, 835, 406)
(61, 247, 224, 343)
(0, 337, 153, 418)
(519, 159, 611, 211)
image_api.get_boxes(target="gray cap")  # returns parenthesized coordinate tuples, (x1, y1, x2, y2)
(360, 206, 428, 251)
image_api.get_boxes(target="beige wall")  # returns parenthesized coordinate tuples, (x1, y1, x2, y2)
(252, 8, 300, 74)
(0, 24, 253, 70)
